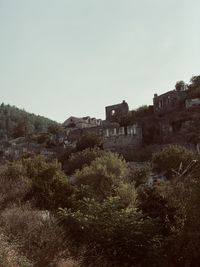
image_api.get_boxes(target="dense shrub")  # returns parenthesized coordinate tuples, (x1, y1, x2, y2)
(21, 156, 73, 209)
(128, 163, 151, 187)
(59, 196, 163, 267)
(163, 172, 200, 267)
(65, 148, 106, 175)
(0, 230, 32, 267)
(125, 145, 155, 162)
(72, 152, 128, 199)
(59, 152, 164, 267)
(0, 162, 32, 209)
(137, 182, 184, 236)
(0, 156, 73, 210)
(76, 134, 102, 151)
(152, 145, 196, 179)
(0, 206, 67, 267)
(1, 144, 200, 266)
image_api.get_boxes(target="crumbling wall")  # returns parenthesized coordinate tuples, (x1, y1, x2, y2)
(153, 90, 186, 115)
(105, 101, 129, 122)
(186, 98, 200, 109)
(103, 125, 142, 156)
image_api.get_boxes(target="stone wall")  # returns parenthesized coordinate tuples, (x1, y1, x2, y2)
(105, 100, 129, 122)
(103, 125, 142, 156)
(186, 98, 200, 109)
(153, 90, 186, 115)
(63, 116, 102, 129)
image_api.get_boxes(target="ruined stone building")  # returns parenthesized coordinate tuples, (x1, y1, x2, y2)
(153, 90, 187, 115)
(63, 116, 102, 129)
(60, 83, 200, 158)
(103, 124, 142, 155)
(105, 100, 129, 122)
(103, 101, 142, 156)
(152, 87, 200, 148)
(62, 100, 142, 157)
(186, 98, 200, 109)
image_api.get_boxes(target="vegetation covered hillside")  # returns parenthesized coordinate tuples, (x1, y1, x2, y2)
(0, 103, 59, 140)
(0, 146, 200, 266)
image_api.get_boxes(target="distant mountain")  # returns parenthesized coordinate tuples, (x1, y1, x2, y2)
(0, 103, 59, 141)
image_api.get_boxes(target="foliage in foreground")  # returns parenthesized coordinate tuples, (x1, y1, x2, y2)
(0, 146, 200, 266)
(0, 156, 72, 210)
(0, 230, 32, 267)
(59, 197, 162, 267)
(152, 145, 196, 179)
(0, 206, 67, 267)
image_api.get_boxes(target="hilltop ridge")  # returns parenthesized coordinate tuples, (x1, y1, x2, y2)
(0, 103, 59, 141)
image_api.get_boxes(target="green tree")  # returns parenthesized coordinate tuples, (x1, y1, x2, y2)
(58, 151, 165, 266)
(175, 81, 186, 92)
(135, 105, 151, 118)
(47, 124, 62, 135)
(64, 148, 106, 175)
(152, 145, 195, 179)
(21, 156, 72, 210)
(129, 164, 151, 187)
(188, 75, 200, 98)
(164, 165, 200, 267)
(0, 156, 72, 210)
(190, 75, 200, 89)
(72, 152, 128, 199)
(0, 103, 59, 140)
(12, 119, 34, 138)
(138, 181, 184, 236)
(59, 196, 163, 267)
(0, 161, 32, 209)
(76, 134, 102, 151)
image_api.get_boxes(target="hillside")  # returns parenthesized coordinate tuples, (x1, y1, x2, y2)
(0, 103, 59, 141)
(0, 78, 200, 266)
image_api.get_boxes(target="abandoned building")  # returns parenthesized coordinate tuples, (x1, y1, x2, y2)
(61, 83, 200, 157)
(153, 90, 187, 115)
(103, 124, 142, 154)
(105, 100, 129, 122)
(186, 98, 200, 109)
(61, 101, 143, 156)
(63, 116, 102, 129)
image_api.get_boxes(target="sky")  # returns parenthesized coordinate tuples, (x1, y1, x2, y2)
(0, 0, 200, 122)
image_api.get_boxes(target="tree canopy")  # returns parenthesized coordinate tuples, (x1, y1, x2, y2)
(0, 103, 59, 141)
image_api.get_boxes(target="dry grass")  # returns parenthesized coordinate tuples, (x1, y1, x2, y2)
(0, 163, 31, 209)
(0, 231, 32, 267)
(58, 259, 80, 267)
(0, 205, 68, 267)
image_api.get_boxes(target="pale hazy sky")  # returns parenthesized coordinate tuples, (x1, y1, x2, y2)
(0, 0, 200, 122)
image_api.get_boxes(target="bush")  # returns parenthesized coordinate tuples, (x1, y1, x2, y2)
(59, 197, 162, 267)
(65, 148, 106, 175)
(0, 230, 33, 267)
(137, 182, 184, 236)
(128, 163, 151, 187)
(20, 156, 73, 210)
(125, 145, 155, 162)
(59, 151, 164, 266)
(164, 170, 200, 267)
(152, 145, 195, 179)
(0, 162, 32, 209)
(0, 156, 73, 210)
(135, 105, 152, 118)
(72, 152, 128, 199)
(0, 206, 67, 267)
(76, 134, 102, 151)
